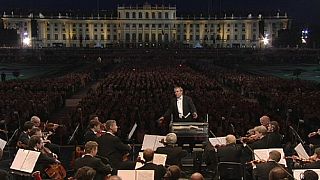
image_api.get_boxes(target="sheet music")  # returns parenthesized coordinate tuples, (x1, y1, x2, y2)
(294, 143, 309, 159)
(209, 137, 226, 146)
(136, 170, 154, 180)
(118, 170, 136, 180)
(152, 154, 167, 166)
(10, 149, 40, 173)
(293, 169, 320, 180)
(135, 152, 167, 169)
(254, 148, 287, 167)
(128, 123, 138, 140)
(0, 138, 6, 151)
(154, 136, 165, 150)
(135, 152, 144, 169)
(21, 151, 40, 173)
(118, 170, 154, 180)
(10, 149, 29, 171)
(141, 135, 165, 151)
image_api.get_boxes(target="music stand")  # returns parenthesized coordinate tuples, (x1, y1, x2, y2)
(128, 123, 137, 161)
(68, 123, 80, 145)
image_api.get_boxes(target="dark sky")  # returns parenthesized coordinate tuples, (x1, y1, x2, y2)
(0, 0, 319, 24)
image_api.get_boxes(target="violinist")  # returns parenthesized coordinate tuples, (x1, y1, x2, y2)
(259, 115, 271, 128)
(244, 125, 269, 149)
(31, 116, 60, 135)
(84, 119, 101, 144)
(156, 133, 187, 167)
(253, 150, 284, 180)
(137, 148, 166, 180)
(97, 120, 131, 170)
(17, 121, 34, 149)
(266, 121, 283, 148)
(217, 134, 242, 163)
(74, 141, 112, 180)
(27, 135, 60, 178)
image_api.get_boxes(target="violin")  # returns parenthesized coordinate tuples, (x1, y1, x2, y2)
(246, 159, 267, 165)
(308, 129, 320, 138)
(0, 129, 8, 134)
(286, 155, 317, 164)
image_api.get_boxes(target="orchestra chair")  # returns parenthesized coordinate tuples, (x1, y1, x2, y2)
(216, 162, 245, 180)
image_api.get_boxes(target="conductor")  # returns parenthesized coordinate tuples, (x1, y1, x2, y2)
(159, 86, 198, 123)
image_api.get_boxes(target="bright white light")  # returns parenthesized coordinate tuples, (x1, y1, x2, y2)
(23, 37, 31, 46)
(23, 32, 28, 36)
(262, 36, 269, 45)
(302, 39, 306, 44)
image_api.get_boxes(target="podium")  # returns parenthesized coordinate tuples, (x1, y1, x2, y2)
(170, 122, 208, 144)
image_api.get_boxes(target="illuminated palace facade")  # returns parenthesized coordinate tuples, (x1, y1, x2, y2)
(1, 4, 290, 48)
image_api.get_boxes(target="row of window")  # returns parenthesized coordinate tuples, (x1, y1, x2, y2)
(47, 33, 261, 41)
(123, 11, 173, 19)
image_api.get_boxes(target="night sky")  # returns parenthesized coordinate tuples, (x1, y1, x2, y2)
(0, 0, 319, 24)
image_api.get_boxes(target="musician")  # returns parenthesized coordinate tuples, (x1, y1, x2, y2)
(74, 166, 96, 180)
(159, 86, 197, 123)
(268, 167, 289, 180)
(190, 172, 205, 180)
(246, 125, 269, 149)
(17, 121, 34, 149)
(301, 170, 319, 180)
(163, 165, 181, 180)
(31, 115, 59, 132)
(266, 121, 283, 148)
(217, 134, 242, 163)
(253, 150, 284, 180)
(259, 115, 270, 128)
(29, 127, 60, 156)
(27, 135, 59, 176)
(74, 141, 112, 180)
(84, 119, 101, 144)
(156, 133, 187, 167)
(97, 120, 131, 169)
(137, 148, 166, 180)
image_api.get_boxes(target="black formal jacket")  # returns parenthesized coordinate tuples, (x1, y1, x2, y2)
(84, 129, 97, 144)
(137, 162, 166, 180)
(163, 95, 197, 122)
(74, 154, 112, 180)
(253, 161, 285, 180)
(266, 132, 283, 148)
(17, 131, 29, 148)
(217, 143, 242, 163)
(97, 133, 130, 169)
(156, 145, 187, 166)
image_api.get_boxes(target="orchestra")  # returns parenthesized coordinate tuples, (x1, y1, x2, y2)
(0, 108, 318, 180)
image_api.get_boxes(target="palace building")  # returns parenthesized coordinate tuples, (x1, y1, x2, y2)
(1, 4, 290, 48)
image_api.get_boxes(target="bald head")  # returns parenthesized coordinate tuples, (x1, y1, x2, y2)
(190, 172, 204, 180)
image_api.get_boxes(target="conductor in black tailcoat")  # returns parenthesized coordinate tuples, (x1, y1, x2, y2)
(159, 86, 197, 123)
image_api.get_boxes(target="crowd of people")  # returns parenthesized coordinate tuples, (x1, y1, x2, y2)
(0, 72, 92, 134)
